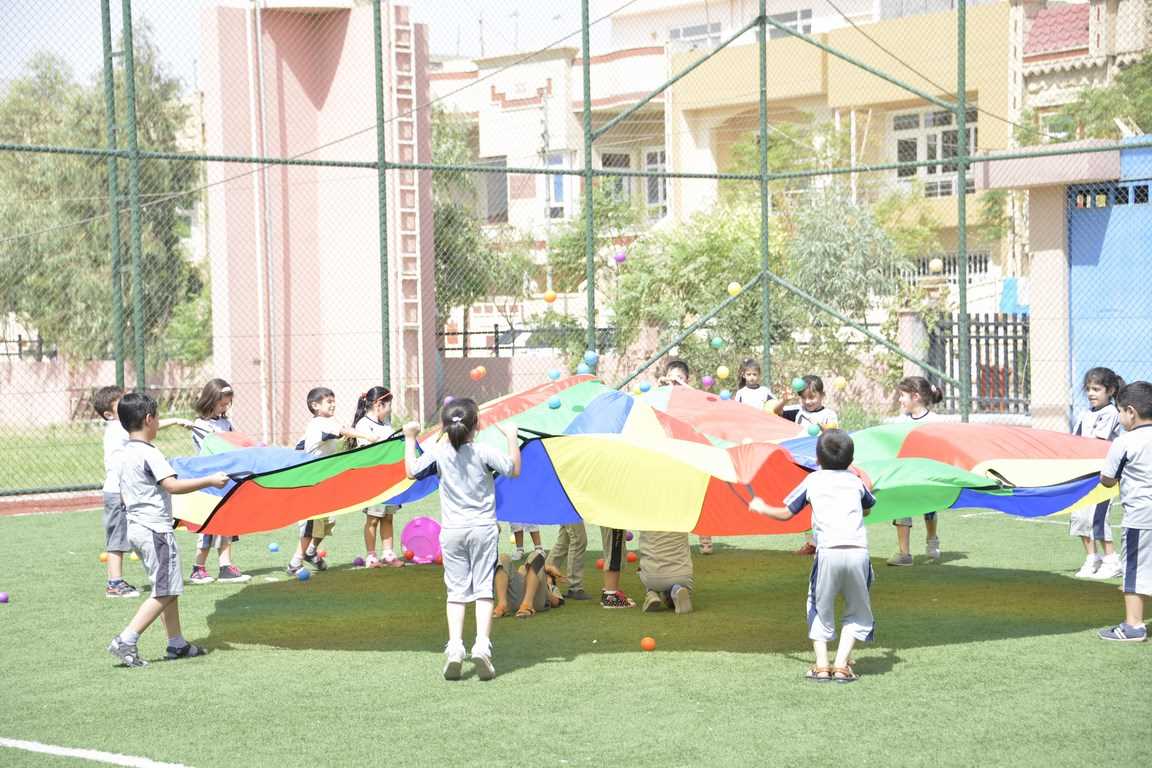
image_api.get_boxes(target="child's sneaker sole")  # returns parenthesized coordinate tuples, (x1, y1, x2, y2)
(473, 655, 496, 681)
(443, 658, 463, 680)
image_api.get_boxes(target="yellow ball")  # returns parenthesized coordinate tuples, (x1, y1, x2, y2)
(98, 552, 109, 563)
(543, 290, 557, 304)
(727, 281, 742, 297)
(826, 421, 840, 430)
(929, 257, 944, 274)
(833, 375, 847, 391)
(129, 552, 139, 561)
(715, 365, 730, 381)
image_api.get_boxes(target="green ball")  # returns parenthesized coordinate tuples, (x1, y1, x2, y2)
(710, 337, 724, 350)
(807, 424, 821, 437)
(791, 377, 806, 393)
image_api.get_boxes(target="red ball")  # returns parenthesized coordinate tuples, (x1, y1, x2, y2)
(404, 549, 415, 561)
(626, 551, 638, 563)
(318, 550, 327, 558)
(469, 368, 483, 381)
(640, 636, 657, 652)
(595, 558, 605, 570)
(434, 554, 443, 565)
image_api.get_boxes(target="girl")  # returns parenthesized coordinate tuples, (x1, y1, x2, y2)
(1071, 367, 1124, 579)
(352, 386, 405, 568)
(888, 376, 944, 566)
(404, 399, 520, 681)
(735, 359, 781, 414)
(188, 379, 250, 585)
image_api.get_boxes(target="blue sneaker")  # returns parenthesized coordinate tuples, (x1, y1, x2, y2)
(1098, 623, 1148, 642)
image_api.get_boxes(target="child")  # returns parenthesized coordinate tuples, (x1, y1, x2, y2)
(657, 359, 690, 387)
(404, 399, 520, 680)
(1071, 367, 1125, 579)
(352, 386, 405, 568)
(509, 523, 543, 561)
(188, 378, 249, 585)
(734, 358, 777, 413)
(794, 375, 839, 433)
(1098, 381, 1152, 642)
(94, 385, 191, 598)
(105, 393, 229, 667)
(888, 376, 943, 566)
(547, 522, 589, 600)
(638, 530, 694, 614)
(751, 429, 875, 682)
(493, 550, 564, 619)
(287, 387, 375, 575)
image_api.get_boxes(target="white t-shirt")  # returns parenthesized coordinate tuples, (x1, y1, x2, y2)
(1074, 403, 1122, 441)
(353, 416, 392, 446)
(784, 469, 875, 549)
(119, 440, 177, 533)
(302, 416, 345, 457)
(904, 409, 942, 423)
(1103, 424, 1152, 529)
(102, 417, 130, 493)
(796, 406, 839, 431)
(192, 416, 234, 452)
(735, 385, 774, 410)
(408, 441, 515, 529)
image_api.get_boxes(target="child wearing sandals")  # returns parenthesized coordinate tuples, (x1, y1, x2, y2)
(404, 399, 520, 680)
(492, 550, 564, 619)
(751, 429, 875, 683)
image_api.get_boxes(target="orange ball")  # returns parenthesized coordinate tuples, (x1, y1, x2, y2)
(626, 551, 638, 563)
(469, 368, 482, 381)
(543, 290, 557, 304)
(98, 552, 109, 563)
(476, 365, 487, 378)
(404, 549, 415, 561)
(640, 636, 656, 652)
(434, 554, 443, 565)
(595, 558, 605, 570)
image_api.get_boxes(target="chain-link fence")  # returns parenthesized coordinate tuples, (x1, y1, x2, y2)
(1, 0, 1149, 495)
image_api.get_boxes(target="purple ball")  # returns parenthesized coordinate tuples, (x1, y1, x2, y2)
(443, 396, 455, 406)
(625, 531, 634, 542)
(701, 375, 715, 388)
(0, 592, 8, 604)
(614, 250, 627, 264)
(353, 556, 366, 567)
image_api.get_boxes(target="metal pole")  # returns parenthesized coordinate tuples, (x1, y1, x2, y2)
(758, 0, 771, 382)
(581, 0, 596, 353)
(246, 1, 271, 443)
(956, 0, 970, 421)
(119, 0, 146, 391)
(100, 0, 125, 388)
(373, 0, 391, 388)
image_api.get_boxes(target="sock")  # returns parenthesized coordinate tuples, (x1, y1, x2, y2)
(305, 544, 317, 557)
(167, 634, 189, 650)
(119, 629, 140, 645)
(290, 555, 303, 568)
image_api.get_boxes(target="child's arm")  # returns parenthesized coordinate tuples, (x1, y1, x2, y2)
(497, 421, 521, 478)
(1100, 437, 1124, 488)
(340, 426, 378, 444)
(402, 422, 434, 480)
(749, 496, 791, 520)
(159, 472, 229, 495)
(159, 418, 194, 430)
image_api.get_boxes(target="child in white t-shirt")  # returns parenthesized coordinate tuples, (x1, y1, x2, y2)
(352, 385, 404, 568)
(1070, 367, 1124, 579)
(734, 358, 776, 412)
(888, 376, 944, 567)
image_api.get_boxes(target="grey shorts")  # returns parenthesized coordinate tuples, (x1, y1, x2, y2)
(128, 522, 183, 598)
(441, 525, 499, 602)
(509, 523, 539, 533)
(298, 518, 336, 538)
(196, 533, 240, 550)
(364, 504, 399, 519)
(639, 571, 694, 595)
(807, 548, 874, 643)
(1121, 528, 1152, 596)
(1069, 499, 1114, 541)
(892, 512, 938, 527)
(102, 493, 129, 552)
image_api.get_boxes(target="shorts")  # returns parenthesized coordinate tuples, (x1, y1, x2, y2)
(298, 518, 336, 539)
(102, 493, 129, 553)
(639, 570, 694, 595)
(892, 512, 938, 527)
(196, 533, 240, 550)
(807, 548, 873, 643)
(1069, 499, 1114, 541)
(128, 522, 183, 598)
(440, 525, 499, 602)
(509, 523, 539, 533)
(1121, 528, 1152, 596)
(498, 551, 548, 612)
(364, 504, 399, 519)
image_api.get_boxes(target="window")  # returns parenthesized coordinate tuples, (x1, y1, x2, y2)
(1115, 187, 1130, 205)
(890, 106, 978, 196)
(546, 152, 567, 219)
(893, 114, 920, 131)
(669, 22, 721, 47)
(1135, 185, 1149, 204)
(478, 156, 508, 223)
(601, 152, 632, 202)
(897, 139, 918, 178)
(768, 10, 812, 39)
(644, 149, 667, 220)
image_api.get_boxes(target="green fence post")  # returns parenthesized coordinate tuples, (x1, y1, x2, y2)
(119, 0, 146, 391)
(758, 0, 771, 382)
(373, 0, 391, 389)
(581, 0, 596, 354)
(956, 2, 971, 421)
(100, 0, 125, 388)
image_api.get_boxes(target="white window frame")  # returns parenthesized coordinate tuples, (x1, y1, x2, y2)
(889, 107, 978, 197)
(668, 21, 721, 48)
(644, 147, 667, 220)
(546, 151, 568, 220)
(600, 151, 632, 203)
(768, 9, 812, 39)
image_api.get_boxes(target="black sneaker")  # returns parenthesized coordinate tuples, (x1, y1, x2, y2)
(600, 590, 636, 609)
(303, 552, 329, 571)
(107, 637, 148, 668)
(165, 643, 208, 660)
(217, 565, 251, 583)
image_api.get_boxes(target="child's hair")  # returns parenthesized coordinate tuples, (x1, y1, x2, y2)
(93, 385, 124, 418)
(306, 387, 335, 415)
(117, 392, 157, 432)
(737, 358, 761, 390)
(1116, 381, 1152, 420)
(665, 359, 689, 379)
(799, 374, 825, 397)
(348, 386, 393, 448)
(897, 376, 943, 406)
(442, 397, 479, 450)
(1082, 367, 1124, 397)
(815, 429, 854, 470)
(194, 378, 234, 418)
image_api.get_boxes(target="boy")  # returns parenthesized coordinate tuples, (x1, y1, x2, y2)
(94, 385, 192, 598)
(493, 551, 564, 618)
(1098, 381, 1152, 642)
(106, 393, 228, 667)
(638, 530, 694, 614)
(751, 429, 875, 682)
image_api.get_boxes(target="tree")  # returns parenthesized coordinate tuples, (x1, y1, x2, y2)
(1060, 56, 1152, 140)
(546, 184, 643, 294)
(0, 23, 202, 366)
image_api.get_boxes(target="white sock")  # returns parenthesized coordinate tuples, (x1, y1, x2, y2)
(473, 599, 493, 653)
(119, 629, 140, 645)
(446, 601, 466, 649)
(167, 634, 188, 649)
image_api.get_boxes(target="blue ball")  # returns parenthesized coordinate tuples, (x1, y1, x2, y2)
(719, 389, 732, 400)
(710, 337, 724, 350)
(548, 397, 562, 410)
(296, 568, 311, 582)
(267, 542, 280, 553)
(583, 350, 599, 367)
(639, 381, 652, 393)
(547, 369, 561, 381)
(576, 362, 592, 375)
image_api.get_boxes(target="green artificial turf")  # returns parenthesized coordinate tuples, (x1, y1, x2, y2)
(0, 500, 1149, 768)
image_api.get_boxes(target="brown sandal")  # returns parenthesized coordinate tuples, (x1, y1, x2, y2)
(492, 605, 511, 618)
(515, 606, 536, 619)
(832, 666, 859, 683)
(805, 665, 833, 682)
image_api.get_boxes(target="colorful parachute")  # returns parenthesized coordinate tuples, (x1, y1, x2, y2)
(640, 385, 799, 444)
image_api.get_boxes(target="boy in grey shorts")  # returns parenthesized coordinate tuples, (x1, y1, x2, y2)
(752, 429, 876, 683)
(105, 393, 228, 668)
(493, 551, 564, 618)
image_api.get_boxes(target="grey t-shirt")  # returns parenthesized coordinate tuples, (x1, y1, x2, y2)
(119, 439, 177, 533)
(1104, 424, 1152, 529)
(409, 440, 515, 529)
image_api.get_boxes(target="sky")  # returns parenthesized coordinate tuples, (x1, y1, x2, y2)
(1, 0, 617, 93)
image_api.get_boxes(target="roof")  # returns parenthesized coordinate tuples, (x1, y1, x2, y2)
(1024, 3, 1090, 56)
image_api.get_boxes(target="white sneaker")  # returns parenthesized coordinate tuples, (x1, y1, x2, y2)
(1090, 557, 1123, 580)
(926, 537, 941, 562)
(443, 642, 465, 680)
(365, 553, 381, 568)
(1075, 558, 1100, 578)
(471, 641, 496, 681)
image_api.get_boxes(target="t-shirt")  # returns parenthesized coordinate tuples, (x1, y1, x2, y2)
(904, 409, 941, 423)
(119, 439, 177, 533)
(408, 440, 515, 529)
(637, 531, 693, 580)
(796, 406, 839, 431)
(735, 385, 774, 411)
(783, 469, 875, 549)
(192, 416, 234, 452)
(302, 416, 345, 457)
(1074, 403, 1122, 441)
(101, 417, 130, 493)
(353, 416, 392, 446)
(1103, 424, 1152, 529)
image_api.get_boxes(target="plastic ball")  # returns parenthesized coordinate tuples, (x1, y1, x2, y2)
(318, 550, 327, 559)
(296, 568, 311, 582)
(719, 389, 732, 400)
(576, 362, 592, 375)
(547, 369, 561, 381)
(929, 257, 944, 274)
(640, 636, 656, 652)
(710, 337, 724, 350)
(443, 396, 455, 406)
(826, 421, 840, 430)
(807, 424, 821, 436)
(583, 350, 599, 367)
(700, 375, 715, 389)
(435, 554, 443, 565)
(626, 551, 638, 563)
(548, 396, 562, 410)
(639, 381, 652, 393)
(613, 250, 627, 264)
(404, 550, 415, 561)
(476, 366, 487, 377)
(353, 556, 366, 567)
(129, 552, 139, 561)
(595, 558, 605, 570)
(267, 542, 280, 553)
(833, 375, 847, 391)
(543, 289, 557, 304)
(631, 386, 642, 395)
(0, 592, 8, 604)
(791, 377, 806, 393)
(99, 552, 109, 563)
(469, 368, 483, 382)
(727, 281, 742, 297)
(715, 366, 730, 381)
(625, 530, 634, 542)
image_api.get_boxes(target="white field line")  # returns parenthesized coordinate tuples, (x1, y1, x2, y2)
(957, 510, 1066, 526)
(0, 738, 190, 768)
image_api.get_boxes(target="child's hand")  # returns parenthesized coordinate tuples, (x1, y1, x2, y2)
(402, 421, 421, 438)
(178, 418, 195, 429)
(749, 496, 770, 515)
(208, 472, 229, 488)
(498, 421, 518, 437)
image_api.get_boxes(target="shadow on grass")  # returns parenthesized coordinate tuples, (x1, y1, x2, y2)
(202, 549, 1120, 675)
